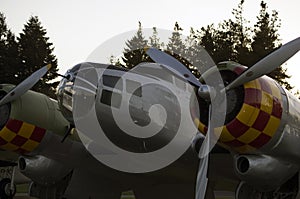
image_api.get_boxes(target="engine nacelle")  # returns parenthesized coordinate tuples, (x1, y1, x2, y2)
(234, 154, 298, 191)
(18, 155, 72, 186)
(0, 85, 69, 154)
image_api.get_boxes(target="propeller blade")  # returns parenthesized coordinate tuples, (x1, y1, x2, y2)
(145, 47, 202, 87)
(0, 64, 51, 106)
(195, 149, 209, 199)
(225, 37, 300, 91)
(195, 105, 212, 199)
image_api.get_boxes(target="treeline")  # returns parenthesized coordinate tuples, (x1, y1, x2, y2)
(0, 14, 59, 98)
(0, 0, 292, 100)
(119, 0, 292, 90)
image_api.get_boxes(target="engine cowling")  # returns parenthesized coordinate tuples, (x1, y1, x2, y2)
(234, 154, 298, 191)
(195, 61, 285, 154)
(0, 85, 69, 154)
(18, 155, 72, 185)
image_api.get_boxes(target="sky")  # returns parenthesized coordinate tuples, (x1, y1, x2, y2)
(1, 0, 300, 91)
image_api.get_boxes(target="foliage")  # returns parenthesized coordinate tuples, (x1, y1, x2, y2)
(0, 13, 20, 85)
(0, 14, 59, 98)
(18, 16, 59, 98)
(122, 22, 151, 68)
(249, 1, 292, 90)
(120, 0, 292, 90)
(197, 0, 292, 89)
(149, 27, 163, 49)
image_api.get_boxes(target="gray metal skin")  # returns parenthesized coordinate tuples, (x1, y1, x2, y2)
(263, 90, 300, 163)
(0, 64, 236, 198)
(55, 62, 300, 198)
(233, 83, 300, 194)
(1, 61, 300, 198)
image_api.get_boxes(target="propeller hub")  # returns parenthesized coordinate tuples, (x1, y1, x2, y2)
(197, 85, 216, 102)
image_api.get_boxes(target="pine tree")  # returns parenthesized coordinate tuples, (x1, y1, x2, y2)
(149, 27, 163, 49)
(122, 21, 150, 68)
(230, 0, 251, 65)
(197, 1, 291, 90)
(165, 22, 191, 68)
(18, 16, 59, 98)
(198, 25, 216, 60)
(250, 1, 292, 90)
(185, 28, 207, 77)
(0, 13, 20, 84)
(203, 0, 250, 64)
(199, 23, 235, 64)
(167, 22, 186, 57)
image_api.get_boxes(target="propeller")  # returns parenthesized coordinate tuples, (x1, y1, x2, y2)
(144, 47, 202, 87)
(145, 47, 217, 199)
(195, 105, 214, 199)
(225, 37, 300, 91)
(0, 64, 51, 106)
(145, 37, 300, 199)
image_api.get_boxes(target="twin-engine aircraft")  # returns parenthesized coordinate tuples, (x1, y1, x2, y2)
(0, 36, 299, 199)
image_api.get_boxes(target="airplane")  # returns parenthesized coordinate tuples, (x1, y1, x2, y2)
(0, 36, 298, 199)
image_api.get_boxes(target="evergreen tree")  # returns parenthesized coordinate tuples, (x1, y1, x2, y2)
(149, 27, 163, 49)
(122, 21, 150, 68)
(250, 1, 280, 65)
(198, 23, 236, 64)
(230, 0, 251, 65)
(200, 0, 250, 64)
(167, 22, 186, 57)
(119, 1, 291, 89)
(198, 25, 217, 60)
(0, 13, 20, 84)
(213, 24, 236, 63)
(249, 1, 292, 89)
(165, 22, 190, 67)
(185, 28, 208, 77)
(18, 16, 59, 98)
(197, 1, 291, 90)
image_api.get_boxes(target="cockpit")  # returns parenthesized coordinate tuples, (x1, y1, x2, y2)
(57, 63, 100, 123)
(57, 62, 194, 124)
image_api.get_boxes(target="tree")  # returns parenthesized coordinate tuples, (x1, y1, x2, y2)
(119, 1, 291, 90)
(197, 25, 217, 60)
(249, 1, 292, 90)
(0, 13, 20, 85)
(199, 0, 250, 64)
(196, 1, 291, 90)
(185, 28, 210, 77)
(122, 21, 150, 69)
(149, 27, 163, 49)
(230, 0, 251, 65)
(198, 23, 235, 64)
(164, 22, 193, 69)
(18, 16, 59, 98)
(166, 22, 186, 57)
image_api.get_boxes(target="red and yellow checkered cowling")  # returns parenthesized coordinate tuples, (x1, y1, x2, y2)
(195, 65, 283, 153)
(0, 119, 46, 154)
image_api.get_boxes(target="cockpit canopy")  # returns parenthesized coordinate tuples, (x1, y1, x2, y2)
(57, 62, 193, 124)
(57, 63, 100, 123)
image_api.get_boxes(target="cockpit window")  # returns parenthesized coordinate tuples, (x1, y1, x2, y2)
(100, 89, 122, 108)
(126, 79, 142, 97)
(103, 75, 123, 90)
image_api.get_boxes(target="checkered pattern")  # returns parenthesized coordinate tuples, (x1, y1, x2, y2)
(0, 119, 46, 154)
(194, 65, 283, 153)
(219, 76, 282, 152)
